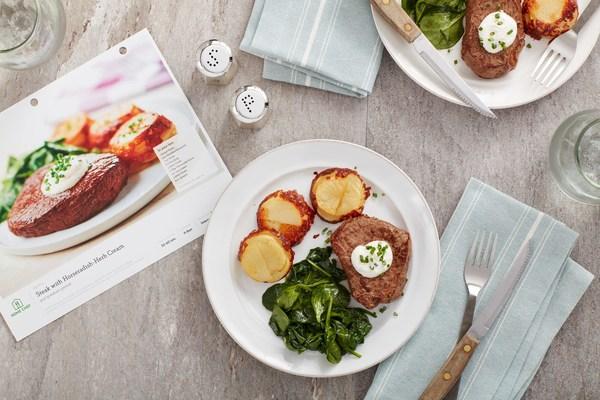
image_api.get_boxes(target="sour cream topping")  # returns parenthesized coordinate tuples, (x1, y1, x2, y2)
(350, 240, 393, 278)
(41, 154, 97, 196)
(478, 11, 518, 54)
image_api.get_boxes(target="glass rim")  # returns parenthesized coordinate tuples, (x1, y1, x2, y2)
(0, 0, 39, 53)
(574, 116, 600, 189)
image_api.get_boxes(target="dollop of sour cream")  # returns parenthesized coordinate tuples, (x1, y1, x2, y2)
(478, 11, 517, 54)
(41, 154, 95, 196)
(350, 240, 393, 278)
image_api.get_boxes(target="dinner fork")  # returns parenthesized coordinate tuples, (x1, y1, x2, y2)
(443, 231, 498, 400)
(532, 5, 600, 87)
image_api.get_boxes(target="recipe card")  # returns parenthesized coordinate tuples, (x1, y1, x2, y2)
(0, 30, 231, 341)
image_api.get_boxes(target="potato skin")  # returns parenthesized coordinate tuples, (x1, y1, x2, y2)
(523, 0, 578, 39)
(51, 113, 92, 148)
(89, 105, 144, 149)
(238, 229, 294, 283)
(257, 190, 315, 246)
(310, 168, 370, 223)
(108, 113, 176, 164)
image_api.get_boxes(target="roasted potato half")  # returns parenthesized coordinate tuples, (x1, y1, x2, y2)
(108, 112, 176, 164)
(51, 113, 92, 147)
(523, 0, 578, 39)
(89, 104, 144, 149)
(238, 229, 294, 282)
(310, 168, 370, 223)
(257, 190, 315, 245)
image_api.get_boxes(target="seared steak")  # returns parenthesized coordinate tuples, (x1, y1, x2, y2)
(331, 216, 411, 309)
(8, 154, 128, 237)
(462, 0, 525, 78)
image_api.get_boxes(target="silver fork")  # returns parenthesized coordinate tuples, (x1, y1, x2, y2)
(532, 5, 600, 87)
(460, 231, 498, 334)
(445, 231, 498, 400)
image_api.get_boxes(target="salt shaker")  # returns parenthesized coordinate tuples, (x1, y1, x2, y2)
(230, 85, 270, 129)
(196, 39, 237, 85)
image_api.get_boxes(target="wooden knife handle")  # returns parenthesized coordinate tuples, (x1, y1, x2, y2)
(419, 333, 480, 400)
(371, 0, 421, 43)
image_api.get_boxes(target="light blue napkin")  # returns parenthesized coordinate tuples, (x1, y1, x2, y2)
(366, 178, 594, 400)
(240, 0, 384, 98)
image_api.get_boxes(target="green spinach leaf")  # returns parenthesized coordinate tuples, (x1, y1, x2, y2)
(263, 247, 374, 364)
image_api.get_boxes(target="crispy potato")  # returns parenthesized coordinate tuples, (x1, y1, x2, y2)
(257, 190, 315, 245)
(523, 0, 578, 39)
(89, 104, 144, 149)
(51, 113, 92, 147)
(108, 112, 176, 164)
(310, 168, 370, 223)
(238, 229, 294, 282)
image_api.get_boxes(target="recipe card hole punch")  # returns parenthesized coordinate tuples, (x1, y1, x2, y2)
(29, 98, 38, 107)
(119, 46, 128, 55)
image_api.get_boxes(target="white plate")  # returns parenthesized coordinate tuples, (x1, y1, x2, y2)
(202, 140, 440, 378)
(0, 162, 170, 256)
(372, 0, 597, 109)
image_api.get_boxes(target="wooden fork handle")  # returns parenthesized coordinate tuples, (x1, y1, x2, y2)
(371, 0, 421, 43)
(419, 333, 480, 400)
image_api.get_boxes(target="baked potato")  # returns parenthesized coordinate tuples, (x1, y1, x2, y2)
(310, 168, 370, 223)
(108, 112, 176, 164)
(257, 190, 315, 246)
(238, 229, 294, 282)
(523, 0, 578, 39)
(51, 113, 92, 147)
(89, 104, 144, 149)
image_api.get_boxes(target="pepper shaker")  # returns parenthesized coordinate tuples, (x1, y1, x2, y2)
(230, 85, 270, 129)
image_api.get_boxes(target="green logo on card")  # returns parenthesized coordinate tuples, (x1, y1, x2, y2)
(10, 298, 30, 317)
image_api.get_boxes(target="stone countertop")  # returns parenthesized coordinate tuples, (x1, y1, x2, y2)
(0, 1, 598, 399)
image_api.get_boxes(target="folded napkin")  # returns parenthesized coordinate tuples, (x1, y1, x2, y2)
(366, 178, 594, 400)
(240, 0, 384, 98)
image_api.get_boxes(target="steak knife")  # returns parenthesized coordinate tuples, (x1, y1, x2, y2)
(420, 239, 533, 400)
(371, 0, 496, 119)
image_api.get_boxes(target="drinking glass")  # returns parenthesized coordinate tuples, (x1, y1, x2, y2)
(0, 0, 65, 70)
(549, 110, 600, 204)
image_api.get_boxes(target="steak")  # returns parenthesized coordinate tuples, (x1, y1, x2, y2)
(8, 154, 128, 237)
(461, 0, 525, 78)
(331, 216, 411, 309)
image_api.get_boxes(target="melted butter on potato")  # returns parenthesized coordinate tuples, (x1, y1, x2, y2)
(310, 169, 369, 223)
(238, 230, 293, 282)
(257, 190, 314, 245)
(261, 196, 303, 227)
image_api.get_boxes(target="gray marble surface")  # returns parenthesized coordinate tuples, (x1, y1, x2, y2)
(0, 1, 598, 399)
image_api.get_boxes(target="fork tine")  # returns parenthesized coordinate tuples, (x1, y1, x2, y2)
(482, 233, 497, 269)
(534, 51, 559, 82)
(545, 62, 568, 87)
(466, 231, 481, 267)
(475, 231, 490, 267)
(532, 48, 552, 78)
(541, 56, 564, 85)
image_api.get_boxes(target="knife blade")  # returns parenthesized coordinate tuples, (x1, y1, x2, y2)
(371, 0, 496, 119)
(419, 239, 533, 400)
(468, 239, 533, 339)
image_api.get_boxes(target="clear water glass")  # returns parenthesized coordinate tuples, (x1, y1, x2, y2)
(0, 0, 65, 70)
(549, 110, 600, 204)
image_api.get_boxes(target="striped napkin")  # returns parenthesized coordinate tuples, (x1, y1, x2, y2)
(366, 178, 594, 400)
(240, 0, 384, 98)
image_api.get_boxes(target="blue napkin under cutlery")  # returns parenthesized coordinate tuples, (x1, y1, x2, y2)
(241, 0, 384, 98)
(366, 178, 594, 400)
